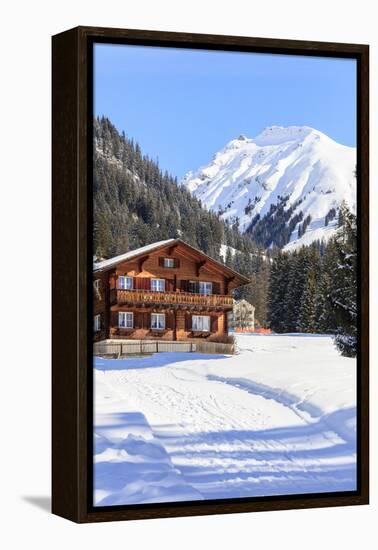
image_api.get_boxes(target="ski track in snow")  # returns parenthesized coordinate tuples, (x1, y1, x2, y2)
(94, 334, 356, 506)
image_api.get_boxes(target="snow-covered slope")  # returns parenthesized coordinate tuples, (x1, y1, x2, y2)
(181, 126, 356, 250)
(94, 333, 356, 505)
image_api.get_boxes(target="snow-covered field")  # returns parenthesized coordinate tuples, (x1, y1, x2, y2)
(94, 334, 356, 506)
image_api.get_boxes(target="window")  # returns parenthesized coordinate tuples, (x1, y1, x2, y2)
(151, 313, 166, 329)
(159, 257, 179, 268)
(151, 278, 165, 292)
(199, 281, 213, 295)
(192, 315, 210, 331)
(163, 257, 174, 268)
(188, 281, 213, 294)
(118, 276, 133, 290)
(94, 314, 101, 332)
(119, 311, 133, 329)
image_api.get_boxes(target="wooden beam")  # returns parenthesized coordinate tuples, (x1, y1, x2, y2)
(224, 276, 235, 294)
(196, 260, 206, 276)
(137, 255, 149, 273)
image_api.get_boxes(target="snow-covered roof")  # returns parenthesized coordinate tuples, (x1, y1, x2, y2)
(93, 239, 175, 272)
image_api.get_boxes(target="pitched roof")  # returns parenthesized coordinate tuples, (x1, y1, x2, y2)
(93, 239, 175, 272)
(93, 238, 250, 285)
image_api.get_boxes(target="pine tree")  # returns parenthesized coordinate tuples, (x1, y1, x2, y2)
(268, 252, 290, 332)
(315, 239, 338, 333)
(93, 210, 113, 258)
(329, 205, 357, 356)
(298, 270, 317, 332)
(224, 247, 234, 268)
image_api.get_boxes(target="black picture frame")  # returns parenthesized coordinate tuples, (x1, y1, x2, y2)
(52, 26, 369, 523)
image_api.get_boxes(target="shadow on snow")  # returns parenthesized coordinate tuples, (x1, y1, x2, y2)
(94, 352, 226, 371)
(94, 408, 357, 505)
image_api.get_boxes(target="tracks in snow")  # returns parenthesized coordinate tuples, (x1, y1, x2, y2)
(95, 338, 356, 503)
(98, 364, 354, 500)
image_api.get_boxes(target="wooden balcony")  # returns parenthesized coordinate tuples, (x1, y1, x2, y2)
(111, 289, 233, 309)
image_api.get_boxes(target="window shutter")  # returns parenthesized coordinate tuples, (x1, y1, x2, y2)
(144, 312, 151, 329)
(173, 258, 180, 268)
(212, 282, 220, 295)
(158, 257, 164, 267)
(133, 312, 140, 329)
(135, 277, 151, 290)
(166, 279, 174, 291)
(111, 311, 117, 327)
(185, 313, 192, 331)
(211, 315, 218, 333)
(166, 312, 174, 329)
(181, 280, 188, 292)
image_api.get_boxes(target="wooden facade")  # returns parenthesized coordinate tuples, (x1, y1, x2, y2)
(93, 239, 250, 342)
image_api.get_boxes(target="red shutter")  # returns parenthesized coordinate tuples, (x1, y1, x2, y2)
(135, 277, 151, 290)
(211, 315, 218, 333)
(174, 258, 180, 268)
(158, 257, 164, 267)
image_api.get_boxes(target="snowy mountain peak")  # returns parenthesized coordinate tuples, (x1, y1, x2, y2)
(254, 125, 316, 145)
(181, 126, 356, 251)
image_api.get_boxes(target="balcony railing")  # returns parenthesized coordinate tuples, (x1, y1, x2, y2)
(111, 289, 233, 308)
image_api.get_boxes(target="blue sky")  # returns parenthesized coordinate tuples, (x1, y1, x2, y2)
(94, 44, 356, 179)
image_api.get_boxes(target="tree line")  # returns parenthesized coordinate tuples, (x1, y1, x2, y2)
(93, 116, 262, 262)
(267, 203, 357, 356)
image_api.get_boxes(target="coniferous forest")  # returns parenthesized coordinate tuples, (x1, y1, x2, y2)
(94, 117, 260, 261)
(93, 117, 357, 357)
(267, 204, 357, 356)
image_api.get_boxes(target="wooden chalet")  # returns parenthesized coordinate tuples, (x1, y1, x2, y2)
(93, 238, 250, 342)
